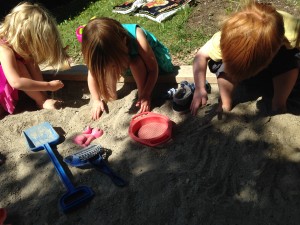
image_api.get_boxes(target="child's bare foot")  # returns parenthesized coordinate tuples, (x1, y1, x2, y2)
(38, 99, 63, 110)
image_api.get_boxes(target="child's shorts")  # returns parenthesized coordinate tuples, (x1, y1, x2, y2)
(208, 46, 300, 84)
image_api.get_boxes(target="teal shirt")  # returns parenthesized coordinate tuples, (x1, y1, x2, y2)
(122, 24, 174, 73)
(122, 24, 157, 56)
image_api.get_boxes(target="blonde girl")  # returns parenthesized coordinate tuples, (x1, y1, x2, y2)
(81, 17, 174, 120)
(0, 2, 69, 116)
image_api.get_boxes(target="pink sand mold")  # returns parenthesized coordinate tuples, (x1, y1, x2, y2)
(82, 126, 93, 134)
(73, 126, 104, 147)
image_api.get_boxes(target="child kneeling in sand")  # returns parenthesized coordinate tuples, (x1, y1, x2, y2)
(0, 2, 69, 116)
(191, 1, 300, 115)
(81, 17, 174, 120)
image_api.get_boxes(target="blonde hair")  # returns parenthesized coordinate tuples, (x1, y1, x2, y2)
(81, 17, 130, 102)
(0, 2, 68, 70)
(220, 1, 284, 81)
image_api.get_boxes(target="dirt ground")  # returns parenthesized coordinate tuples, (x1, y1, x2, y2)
(172, 0, 300, 65)
(1, 1, 300, 225)
(188, 0, 300, 35)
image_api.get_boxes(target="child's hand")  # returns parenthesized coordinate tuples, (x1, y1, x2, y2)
(91, 99, 106, 120)
(48, 80, 64, 91)
(136, 96, 151, 113)
(190, 88, 208, 115)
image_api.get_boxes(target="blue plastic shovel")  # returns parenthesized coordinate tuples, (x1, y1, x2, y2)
(23, 122, 94, 213)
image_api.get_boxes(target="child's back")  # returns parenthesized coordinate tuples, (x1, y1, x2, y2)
(191, 1, 300, 115)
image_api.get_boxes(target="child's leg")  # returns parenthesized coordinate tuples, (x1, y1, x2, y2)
(217, 73, 236, 111)
(17, 61, 61, 109)
(272, 68, 299, 112)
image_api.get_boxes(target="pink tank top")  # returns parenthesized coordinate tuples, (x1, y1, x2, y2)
(0, 39, 20, 114)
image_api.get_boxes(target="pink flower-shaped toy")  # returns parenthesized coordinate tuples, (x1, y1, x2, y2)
(73, 126, 104, 147)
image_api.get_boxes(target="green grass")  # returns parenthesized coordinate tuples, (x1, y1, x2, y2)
(56, 0, 300, 65)
(57, 0, 208, 65)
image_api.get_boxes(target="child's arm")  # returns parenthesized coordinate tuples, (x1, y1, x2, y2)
(0, 45, 63, 91)
(134, 27, 159, 112)
(87, 71, 106, 120)
(190, 46, 210, 116)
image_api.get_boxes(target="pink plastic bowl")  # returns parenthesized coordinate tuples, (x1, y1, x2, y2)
(129, 112, 173, 147)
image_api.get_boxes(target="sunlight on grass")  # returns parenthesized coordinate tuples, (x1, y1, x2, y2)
(58, 0, 209, 65)
(57, 0, 300, 65)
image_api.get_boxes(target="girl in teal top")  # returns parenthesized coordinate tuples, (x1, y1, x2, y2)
(81, 17, 174, 120)
(122, 24, 174, 73)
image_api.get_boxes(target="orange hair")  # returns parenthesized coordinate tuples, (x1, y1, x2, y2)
(220, 1, 284, 81)
(81, 17, 130, 102)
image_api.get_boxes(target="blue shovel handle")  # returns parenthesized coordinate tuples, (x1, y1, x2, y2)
(44, 143, 76, 192)
(89, 157, 127, 187)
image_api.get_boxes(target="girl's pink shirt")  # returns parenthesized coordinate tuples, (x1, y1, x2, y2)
(0, 38, 20, 114)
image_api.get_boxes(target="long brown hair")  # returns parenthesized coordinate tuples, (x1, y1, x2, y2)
(220, 1, 284, 81)
(82, 17, 130, 101)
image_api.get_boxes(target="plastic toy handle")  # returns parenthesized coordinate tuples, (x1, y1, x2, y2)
(98, 161, 127, 187)
(76, 25, 85, 43)
(44, 143, 76, 192)
(90, 157, 127, 187)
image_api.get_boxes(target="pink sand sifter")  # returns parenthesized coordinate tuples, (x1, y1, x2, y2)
(128, 112, 173, 147)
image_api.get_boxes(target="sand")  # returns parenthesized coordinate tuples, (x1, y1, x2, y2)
(1, 80, 300, 225)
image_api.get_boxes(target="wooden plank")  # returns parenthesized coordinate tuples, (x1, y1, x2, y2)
(42, 65, 88, 81)
(42, 64, 217, 84)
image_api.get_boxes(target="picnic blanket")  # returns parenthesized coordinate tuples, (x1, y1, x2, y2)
(113, 0, 192, 23)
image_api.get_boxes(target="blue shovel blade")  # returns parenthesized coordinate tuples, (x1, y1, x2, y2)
(23, 122, 60, 152)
